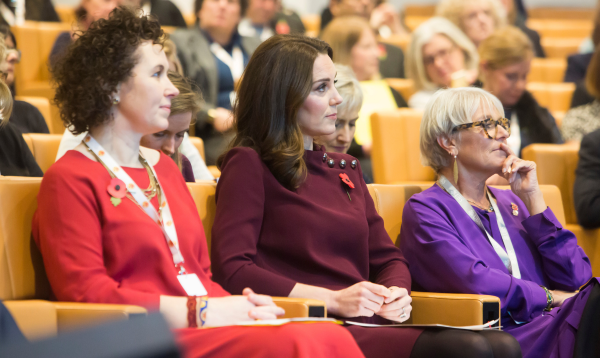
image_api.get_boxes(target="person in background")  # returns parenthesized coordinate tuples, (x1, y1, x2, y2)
(563, 50, 600, 142)
(49, 0, 119, 67)
(238, 0, 305, 42)
(405, 17, 479, 109)
(400, 87, 597, 358)
(497, 0, 545, 58)
(56, 70, 214, 181)
(478, 26, 562, 157)
(140, 72, 204, 183)
(436, 0, 505, 48)
(0, 25, 49, 134)
(0, 37, 42, 177)
(314, 64, 372, 183)
(171, 0, 261, 166)
(0, 0, 59, 25)
(123, 0, 187, 27)
(320, 0, 408, 37)
(35, 8, 365, 358)
(574, 127, 600, 228)
(211, 33, 522, 358)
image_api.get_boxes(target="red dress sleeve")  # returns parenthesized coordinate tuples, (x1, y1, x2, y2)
(211, 148, 298, 296)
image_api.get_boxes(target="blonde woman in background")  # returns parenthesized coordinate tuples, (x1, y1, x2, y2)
(478, 26, 562, 157)
(435, 0, 506, 48)
(0, 37, 42, 177)
(406, 17, 479, 109)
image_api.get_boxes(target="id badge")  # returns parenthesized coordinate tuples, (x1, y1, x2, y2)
(177, 273, 208, 296)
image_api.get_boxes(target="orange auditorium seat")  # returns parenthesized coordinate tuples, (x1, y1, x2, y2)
(528, 58, 567, 83)
(526, 82, 575, 112)
(370, 109, 436, 184)
(378, 34, 410, 52)
(527, 19, 592, 39)
(21, 133, 62, 173)
(541, 37, 583, 59)
(15, 96, 53, 132)
(385, 78, 415, 102)
(528, 7, 595, 20)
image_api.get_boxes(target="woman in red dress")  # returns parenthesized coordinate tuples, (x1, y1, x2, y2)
(32, 7, 364, 358)
(210, 34, 522, 358)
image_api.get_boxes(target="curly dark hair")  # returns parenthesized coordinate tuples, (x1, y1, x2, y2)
(52, 6, 166, 135)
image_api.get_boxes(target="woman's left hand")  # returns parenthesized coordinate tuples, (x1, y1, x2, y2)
(499, 143, 546, 215)
(376, 286, 412, 323)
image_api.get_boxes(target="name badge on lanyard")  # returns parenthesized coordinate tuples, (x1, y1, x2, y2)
(83, 135, 207, 296)
(438, 175, 521, 279)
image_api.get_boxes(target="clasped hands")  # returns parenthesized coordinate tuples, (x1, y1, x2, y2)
(330, 282, 412, 323)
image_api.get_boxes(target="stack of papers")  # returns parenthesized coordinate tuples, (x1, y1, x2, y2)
(235, 317, 343, 326)
(345, 319, 501, 331)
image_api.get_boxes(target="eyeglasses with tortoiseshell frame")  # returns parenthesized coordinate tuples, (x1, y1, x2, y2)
(452, 117, 511, 139)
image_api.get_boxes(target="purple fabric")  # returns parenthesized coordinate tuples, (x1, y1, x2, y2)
(181, 155, 195, 183)
(400, 184, 594, 358)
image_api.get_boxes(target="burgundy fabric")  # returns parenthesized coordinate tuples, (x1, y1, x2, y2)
(181, 155, 195, 183)
(211, 145, 422, 358)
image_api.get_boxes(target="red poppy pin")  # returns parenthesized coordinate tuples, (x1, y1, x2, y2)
(511, 203, 519, 216)
(378, 44, 388, 61)
(275, 19, 290, 34)
(107, 178, 127, 207)
(340, 173, 354, 201)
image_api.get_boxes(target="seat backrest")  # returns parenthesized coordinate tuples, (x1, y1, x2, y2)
(528, 58, 567, 83)
(0, 177, 49, 301)
(526, 82, 575, 112)
(522, 143, 579, 224)
(15, 96, 52, 131)
(385, 78, 415, 102)
(540, 37, 582, 59)
(188, 136, 206, 162)
(370, 109, 436, 184)
(527, 19, 592, 38)
(186, 182, 217, 253)
(378, 34, 410, 52)
(24, 134, 63, 173)
(367, 183, 567, 246)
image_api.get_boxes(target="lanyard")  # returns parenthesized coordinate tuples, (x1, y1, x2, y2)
(83, 135, 187, 274)
(209, 42, 244, 82)
(438, 175, 521, 279)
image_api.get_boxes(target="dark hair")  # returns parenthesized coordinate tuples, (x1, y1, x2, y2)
(194, 0, 247, 22)
(0, 24, 16, 48)
(52, 6, 165, 135)
(217, 34, 333, 190)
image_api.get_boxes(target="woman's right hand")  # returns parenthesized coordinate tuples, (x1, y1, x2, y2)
(212, 108, 234, 133)
(205, 288, 285, 327)
(329, 281, 391, 318)
(550, 289, 578, 308)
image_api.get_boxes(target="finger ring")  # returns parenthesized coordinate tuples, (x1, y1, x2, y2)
(400, 308, 407, 319)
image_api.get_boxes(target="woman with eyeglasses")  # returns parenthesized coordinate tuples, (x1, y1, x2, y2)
(478, 26, 562, 157)
(400, 86, 598, 358)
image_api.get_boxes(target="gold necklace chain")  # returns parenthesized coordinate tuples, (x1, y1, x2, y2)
(84, 145, 162, 207)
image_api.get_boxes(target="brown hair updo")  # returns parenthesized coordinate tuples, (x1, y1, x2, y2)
(218, 34, 333, 190)
(52, 6, 165, 135)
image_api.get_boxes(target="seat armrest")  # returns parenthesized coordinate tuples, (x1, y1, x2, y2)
(51, 302, 147, 333)
(4, 300, 58, 340)
(410, 292, 500, 328)
(272, 298, 326, 318)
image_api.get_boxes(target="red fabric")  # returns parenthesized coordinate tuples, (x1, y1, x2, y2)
(211, 146, 422, 358)
(33, 150, 364, 358)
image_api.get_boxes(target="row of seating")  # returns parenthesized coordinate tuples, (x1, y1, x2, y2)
(1, 177, 501, 340)
(403, 5, 596, 20)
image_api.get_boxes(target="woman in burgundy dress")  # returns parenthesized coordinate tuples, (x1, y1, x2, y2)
(32, 7, 365, 358)
(210, 34, 521, 358)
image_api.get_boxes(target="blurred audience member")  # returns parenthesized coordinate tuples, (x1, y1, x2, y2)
(314, 64, 372, 183)
(406, 17, 479, 109)
(562, 51, 600, 142)
(0, 40, 42, 177)
(238, 0, 305, 42)
(436, 0, 506, 48)
(574, 127, 600, 228)
(0, 25, 49, 134)
(497, 0, 544, 57)
(478, 26, 562, 156)
(163, 38, 183, 75)
(171, 0, 261, 165)
(320, 0, 407, 37)
(49, 0, 119, 66)
(123, 0, 187, 27)
(0, 0, 60, 24)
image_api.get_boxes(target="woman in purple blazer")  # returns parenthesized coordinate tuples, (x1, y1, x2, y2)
(400, 87, 599, 358)
(211, 34, 521, 358)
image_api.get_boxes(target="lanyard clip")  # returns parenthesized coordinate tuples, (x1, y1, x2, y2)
(177, 264, 187, 275)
